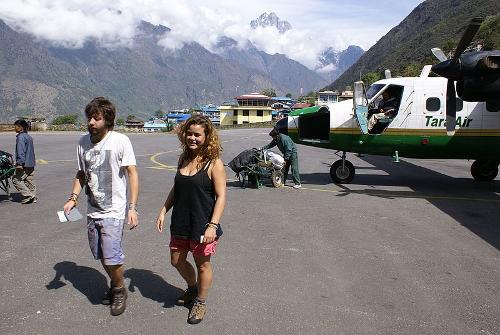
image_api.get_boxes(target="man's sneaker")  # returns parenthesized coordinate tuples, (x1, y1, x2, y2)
(176, 286, 198, 306)
(21, 196, 35, 204)
(110, 287, 127, 316)
(187, 299, 207, 324)
(101, 288, 113, 305)
(293, 184, 302, 189)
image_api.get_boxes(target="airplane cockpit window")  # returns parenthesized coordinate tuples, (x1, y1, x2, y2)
(366, 84, 385, 100)
(366, 85, 404, 134)
(426, 97, 441, 112)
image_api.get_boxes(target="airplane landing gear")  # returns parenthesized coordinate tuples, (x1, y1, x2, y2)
(471, 160, 499, 181)
(330, 151, 355, 184)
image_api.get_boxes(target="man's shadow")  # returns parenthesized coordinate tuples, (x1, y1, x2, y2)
(125, 268, 183, 308)
(46, 261, 108, 305)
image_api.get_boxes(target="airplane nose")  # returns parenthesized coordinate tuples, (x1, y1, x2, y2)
(275, 117, 289, 135)
(431, 59, 462, 80)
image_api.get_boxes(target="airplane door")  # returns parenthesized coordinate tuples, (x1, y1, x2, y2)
(353, 81, 369, 134)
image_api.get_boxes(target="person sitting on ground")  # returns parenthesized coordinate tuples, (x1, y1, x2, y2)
(367, 89, 399, 133)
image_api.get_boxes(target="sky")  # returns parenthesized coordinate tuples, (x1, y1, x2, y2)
(0, 0, 424, 69)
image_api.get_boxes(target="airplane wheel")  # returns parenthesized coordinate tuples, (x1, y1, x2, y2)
(471, 160, 498, 181)
(271, 170, 284, 188)
(330, 160, 355, 184)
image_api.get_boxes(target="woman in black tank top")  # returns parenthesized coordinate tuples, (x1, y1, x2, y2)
(155, 115, 226, 325)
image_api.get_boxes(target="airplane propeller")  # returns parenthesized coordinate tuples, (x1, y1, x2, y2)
(431, 17, 483, 135)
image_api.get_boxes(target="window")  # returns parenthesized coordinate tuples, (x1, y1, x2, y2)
(426, 97, 441, 112)
(456, 98, 463, 112)
(486, 101, 500, 112)
(234, 110, 239, 116)
(243, 110, 249, 116)
(243, 121, 249, 124)
(233, 121, 237, 125)
(257, 110, 263, 117)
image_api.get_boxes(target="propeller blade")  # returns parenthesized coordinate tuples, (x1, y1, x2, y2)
(446, 80, 457, 135)
(452, 17, 483, 62)
(431, 48, 448, 62)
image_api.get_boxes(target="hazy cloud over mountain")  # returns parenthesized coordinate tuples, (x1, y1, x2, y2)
(0, 0, 422, 69)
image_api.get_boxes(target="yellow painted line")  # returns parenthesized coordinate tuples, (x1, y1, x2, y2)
(37, 159, 48, 164)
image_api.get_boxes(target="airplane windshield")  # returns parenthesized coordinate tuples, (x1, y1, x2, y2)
(366, 84, 385, 100)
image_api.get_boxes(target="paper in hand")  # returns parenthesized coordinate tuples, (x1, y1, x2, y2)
(57, 208, 83, 222)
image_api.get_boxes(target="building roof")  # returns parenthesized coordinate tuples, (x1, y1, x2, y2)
(271, 97, 292, 102)
(292, 102, 313, 109)
(235, 92, 270, 100)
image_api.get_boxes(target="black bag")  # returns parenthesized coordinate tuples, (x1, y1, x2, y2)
(228, 149, 258, 173)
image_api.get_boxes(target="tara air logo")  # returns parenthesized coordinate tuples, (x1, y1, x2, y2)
(425, 116, 472, 128)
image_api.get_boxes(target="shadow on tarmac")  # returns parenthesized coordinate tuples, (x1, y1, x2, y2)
(125, 268, 183, 308)
(46, 261, 108, 305)
(300, 155, 500, 250)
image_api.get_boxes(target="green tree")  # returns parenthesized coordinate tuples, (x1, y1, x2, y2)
(52, 114, 79, 125)
(126, 114, 136, 121)
(285, 93, 292, 98)
(362, 72, 381, 85)
(154, 109, 164, 118)
(261, 88, 277, 97)
(398, 62, 422, 77)
(116, 117, 125, 126)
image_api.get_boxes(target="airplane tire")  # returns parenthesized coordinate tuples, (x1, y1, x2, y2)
(471, 160, 498, 181)
(271, 170, 284, 188)
(330, 160, 355, 184)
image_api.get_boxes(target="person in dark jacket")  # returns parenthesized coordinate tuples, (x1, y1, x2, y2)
(263, 128, 301, 188)
(155, 115, 226, 325)
(13, 119, 37, 204)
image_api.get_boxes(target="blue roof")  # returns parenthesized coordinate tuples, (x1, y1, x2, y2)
(200, 104, 219, 112)
(144, 122, 167, 128)
(272, 97, 292, 102)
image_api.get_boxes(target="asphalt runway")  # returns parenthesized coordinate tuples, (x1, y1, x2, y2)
(0, 129, 499, 335)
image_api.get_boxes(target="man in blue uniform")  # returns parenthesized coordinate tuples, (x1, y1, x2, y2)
(262, 128, 301, 189)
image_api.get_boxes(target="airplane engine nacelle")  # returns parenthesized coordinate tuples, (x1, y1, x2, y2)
(456, 76, 500, 102)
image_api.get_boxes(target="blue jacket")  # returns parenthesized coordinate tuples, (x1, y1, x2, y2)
(15, 132, 36, 168)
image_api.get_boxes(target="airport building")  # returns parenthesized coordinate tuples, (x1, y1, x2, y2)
(218, 93, 273, 126)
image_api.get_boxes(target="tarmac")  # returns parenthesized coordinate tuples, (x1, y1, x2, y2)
(0, 129, 499, 335)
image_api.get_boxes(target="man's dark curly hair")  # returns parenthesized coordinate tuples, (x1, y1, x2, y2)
(85, 97, 116, 130)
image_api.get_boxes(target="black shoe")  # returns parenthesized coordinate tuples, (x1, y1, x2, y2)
(101, 288, 113, 305)
(110, 287, 127, 316)
(176, 286, 198, 306)
(187, 299, 207, 324)
(21, 196, 35, 204)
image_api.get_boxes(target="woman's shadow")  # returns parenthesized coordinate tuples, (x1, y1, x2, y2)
(46, 261, 108, 305)
(125, 268, 184, 308)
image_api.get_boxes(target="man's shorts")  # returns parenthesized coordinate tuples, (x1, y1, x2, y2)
(169, 236, 218, 257)
(87, 217, 125, 265)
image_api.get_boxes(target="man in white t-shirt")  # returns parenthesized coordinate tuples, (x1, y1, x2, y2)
(63, 97, 139, 316)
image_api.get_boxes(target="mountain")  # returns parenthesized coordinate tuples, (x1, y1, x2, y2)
(0, 20, 324, 122)
(215, 37, 328, 95)
(327, 0, 500, 91)
(250, 12, 292, 34)
(316, 45, 364, 82)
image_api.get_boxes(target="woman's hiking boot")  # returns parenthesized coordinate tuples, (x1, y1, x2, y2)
(176, 286, 198, 306)
(187, 299, 206, 324)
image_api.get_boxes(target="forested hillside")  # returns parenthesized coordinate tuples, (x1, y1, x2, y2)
(327, 0, 500, 90)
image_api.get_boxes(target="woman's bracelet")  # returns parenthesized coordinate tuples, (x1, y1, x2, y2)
(205, 222, 219, 230)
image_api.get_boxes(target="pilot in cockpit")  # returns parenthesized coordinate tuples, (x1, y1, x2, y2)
(367, 88, 399, 133)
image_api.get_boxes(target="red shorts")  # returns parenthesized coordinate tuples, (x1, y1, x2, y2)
(169, 237, 218, 256)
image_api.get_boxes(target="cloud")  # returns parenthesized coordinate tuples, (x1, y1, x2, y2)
(0, 0, 423, 68)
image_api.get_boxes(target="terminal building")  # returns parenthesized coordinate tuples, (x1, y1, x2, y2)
(219, 93, 273, 126)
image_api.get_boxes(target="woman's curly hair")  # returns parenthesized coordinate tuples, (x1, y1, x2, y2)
(178, 115, 222, 167)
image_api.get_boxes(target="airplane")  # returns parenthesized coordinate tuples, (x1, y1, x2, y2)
(274, 17, 500, 184)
